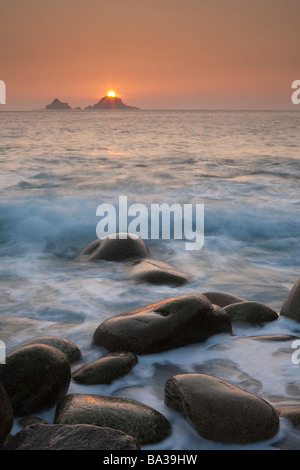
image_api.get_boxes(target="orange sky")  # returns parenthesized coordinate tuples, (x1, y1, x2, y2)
(1, 0, 299, 110)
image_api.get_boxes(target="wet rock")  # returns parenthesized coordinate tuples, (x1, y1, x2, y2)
(202, 291, 246, 307)
(129, 259, 189, 286)
(93, 293, 232, 355)
(224, 301, 279, 324)
(72, 352, 138, 385)
(77, 233, 149, 262)
(280, 279, 300, 322)
(238, 334, 299, 342)
(276, 405, 300, 428)
(18, 416, 48, 428)
(1, 423, 140, 450)
(11, 336, 81, 363)
(0, 382, 14, 444)
(0, 344, 71, 416)
(54, 393, 171, 445)
(164, 373, 279, 444)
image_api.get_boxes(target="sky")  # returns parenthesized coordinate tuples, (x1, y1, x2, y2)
(1, 0, 299, 110)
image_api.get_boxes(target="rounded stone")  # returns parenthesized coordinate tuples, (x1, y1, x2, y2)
(202, 291, 246, 307)
(54, 393, 171, 445)
(280, 279, 300, 322)
(93, 293, 232, 355)
(77, 233, 149, 262)
(129, 259, 189, 286)
(0, 382, 14, 444)
(11, 336, 81, 363)
(164, 373, 279, 444)
(1, 423, 140, 450)
(72, 352, 138, 385)
(0, 344, 71, 416)
(224, 301, 279, 324)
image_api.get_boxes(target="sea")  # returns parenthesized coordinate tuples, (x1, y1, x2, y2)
(0, 109, 300, 450)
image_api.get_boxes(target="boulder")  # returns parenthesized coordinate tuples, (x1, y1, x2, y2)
(165, 373, 280, 444)
(202, 291, 246, 307)
(129, 259, 189, 286)
(72, 352, 138, 385)
(11, 336, 81, 363)
(93, 294, 232, 355)
(276, 405, 300, 428)
(0, 382, 14, 444)
(1, 423, 140, 450)
(280, 279, 300, 322)
(77, 233, 149, 262)
(224, 301, 278, 324)
(0, 344, 71, 416)
(54, 393, 170, 445)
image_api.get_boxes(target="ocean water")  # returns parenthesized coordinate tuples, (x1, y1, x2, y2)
(1, 109, 300, 450)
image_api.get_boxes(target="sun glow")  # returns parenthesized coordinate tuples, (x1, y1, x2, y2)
(107, 90, 116, 97)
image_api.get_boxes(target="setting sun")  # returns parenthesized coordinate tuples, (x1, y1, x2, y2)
(107, 90, 116, 97)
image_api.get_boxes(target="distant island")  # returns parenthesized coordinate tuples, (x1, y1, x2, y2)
(44, 94, 138, 110)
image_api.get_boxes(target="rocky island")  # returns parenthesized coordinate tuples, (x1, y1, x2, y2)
(45, 98, 72, 110)
(85, 95, 138, 110)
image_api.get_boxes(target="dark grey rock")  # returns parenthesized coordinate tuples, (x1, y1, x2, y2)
(93, 293, 232, 355)
(72, 352, 138, 385)
(224, 301, 279, 324)
(1, 423, 140, 450)
(165, 373, 280, 444)
(54, 393, 170, 445)
(0, 344, 71, 416)
(77, 233, 149, 262)
(129, 259, 189, 286)
(276, 405, 300, 428)
(0, 382, 14, 444)
(280, 279, 300, 322)
(11, 336, 81, 363)
(202, 291, 246, 307)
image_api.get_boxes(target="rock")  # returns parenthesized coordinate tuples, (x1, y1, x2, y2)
(72, 352, 138, 385)
(202, 291, 246, 307)
(93, 293, 232, 355)
(45, 98, 71, 110)
(276, 405, 300, 428)
(238, 334, 300, 342)
(54, 393, 170, 445)
(11, 336, 81, 363)
(77, 233, 149, 262)
(164, 373, 280, 444)
(18, 416, 48, 428)
(224, 301, 279, 324)
(0, 344, 71, 416)
(0, 382, 14, 444)
(280, 279, 300, 322)
(86, 95, 138, 110)
(129, 259, 189, 286)
(1, 423, 140, 450)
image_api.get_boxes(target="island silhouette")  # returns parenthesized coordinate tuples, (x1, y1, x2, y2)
(44, 95, 138, 110)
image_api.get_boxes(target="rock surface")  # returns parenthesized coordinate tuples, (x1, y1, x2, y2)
(129, 259, 189, 286)
(202, 291, 246, 307)
(0, 344, 71, 416)
(164, 373, 279, 444)
(224, 301, 279, 324)
(0, 382, 14, 444)
(72, 352, 138, 385)
(93, 293, 232, 355)
(11, 336, 81, 363)
(54, 393, 170, 445)
(280, 279, 300, 322)
(1, 423, 140, 450)
(77, 233, 149, 262)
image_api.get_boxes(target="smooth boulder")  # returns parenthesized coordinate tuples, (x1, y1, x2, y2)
(129, 259, 189, 286)
(54, 393, 171, 445)
(11, 336, 81, 363)
(76, 233, 149, 262)
(224, 301, 278, 324)
(202, 291, 246, 307)
(0, 382, 14, 444)
(1, 423, 140, 450)
(165, 373, 279, 444)
(93, 294, 232, 355)
(0, 344, 71, 416)
(280, 279, 300, 322)
(72, 352, 138, 385)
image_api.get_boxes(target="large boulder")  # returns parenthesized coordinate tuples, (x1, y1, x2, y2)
(129, 259, 189, 286)
(0, 382, 14, 444)
(0, 344, 71, 416)
(1, 423, 140, 450)
(93, 294, 232, 355)
(11, 336, 81, 363)
(224, 301, 279, 324)
(72, 352, 138, 385)
(76, 233, 149, 262)
(202, 291, 246, 307)
(164, 373, 280, 444)
(280, 279, 300, 322)
(54, 393, 170, 445)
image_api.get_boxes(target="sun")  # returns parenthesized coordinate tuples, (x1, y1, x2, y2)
(107, 90, 116, 98)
